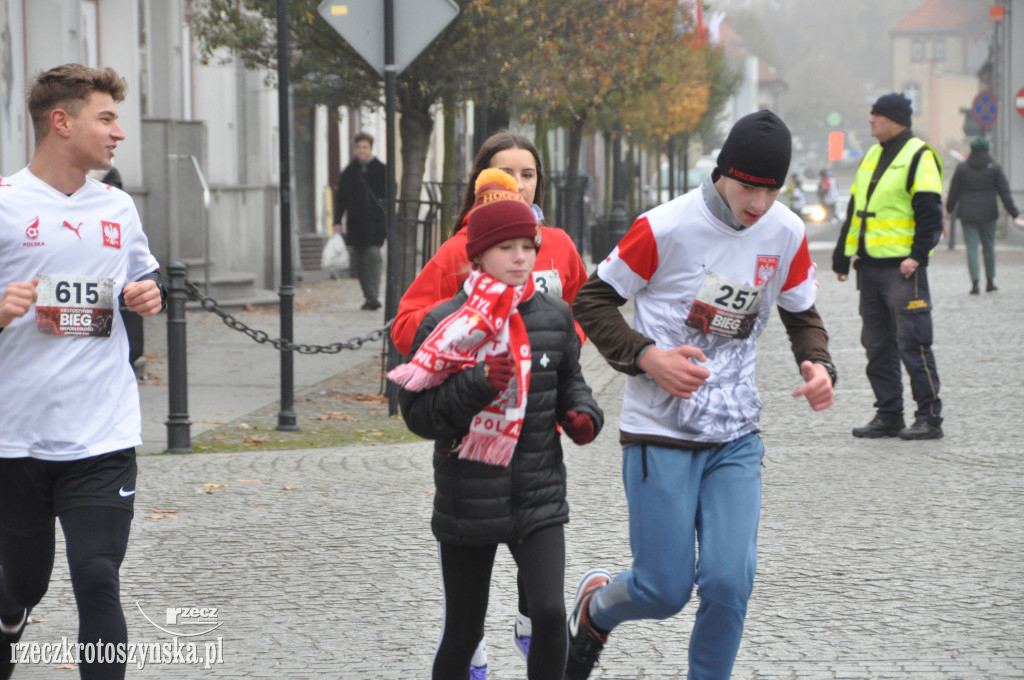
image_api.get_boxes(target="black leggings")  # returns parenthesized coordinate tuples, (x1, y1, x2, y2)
(433, 525, 566, 680)
(0, 506, 132, 680)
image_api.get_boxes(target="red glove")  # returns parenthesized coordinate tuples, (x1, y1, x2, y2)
(560, 410, 595, 445)
(483, 353, 515, 394)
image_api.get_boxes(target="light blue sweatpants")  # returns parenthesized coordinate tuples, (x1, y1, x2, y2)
(589, 434, 764, 680)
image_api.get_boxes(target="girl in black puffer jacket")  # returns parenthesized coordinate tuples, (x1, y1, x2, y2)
(391, 169, 603, 680)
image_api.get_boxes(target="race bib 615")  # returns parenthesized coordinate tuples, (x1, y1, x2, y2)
(35, 274, 115, 337)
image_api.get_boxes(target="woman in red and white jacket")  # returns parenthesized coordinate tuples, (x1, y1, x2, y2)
(391, 131, 587, 357)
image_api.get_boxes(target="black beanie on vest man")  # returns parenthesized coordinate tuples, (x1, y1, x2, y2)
(870, 92, 913, 128)
(714, 110, 791, 190)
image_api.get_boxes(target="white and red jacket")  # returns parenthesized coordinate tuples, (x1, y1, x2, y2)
(582, 184, 821, 445)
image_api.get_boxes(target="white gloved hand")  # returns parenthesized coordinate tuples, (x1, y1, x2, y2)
(1014, 216, 1024, 230)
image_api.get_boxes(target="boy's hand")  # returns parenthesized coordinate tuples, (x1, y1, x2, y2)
(483, 353, 515, 394)
(792, 360, 834, 411)
(637, 345, 710, 399)
(0, 279, 39, 327)
(560, 410, 595, 445)
(123, 280, 163, 317)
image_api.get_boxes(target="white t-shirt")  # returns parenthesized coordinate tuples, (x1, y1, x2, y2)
(597, 187, 818, 444)
(0, 168, 159, 460)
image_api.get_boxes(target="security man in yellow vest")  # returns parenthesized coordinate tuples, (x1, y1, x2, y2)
(832, 92, 944, 440)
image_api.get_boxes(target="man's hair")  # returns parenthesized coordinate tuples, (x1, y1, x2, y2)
(354, 132, 374, 147)
(28, 64, 127, 142)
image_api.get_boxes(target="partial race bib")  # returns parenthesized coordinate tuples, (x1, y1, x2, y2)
(532, 269, 562, 298)
(35, 274, 115, 337)
(684, 270, 764, 339)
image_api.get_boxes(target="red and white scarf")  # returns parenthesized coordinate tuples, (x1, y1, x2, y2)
(388, 269, 533, 467)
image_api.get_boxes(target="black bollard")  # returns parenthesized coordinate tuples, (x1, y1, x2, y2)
(166, 262, 192, 452)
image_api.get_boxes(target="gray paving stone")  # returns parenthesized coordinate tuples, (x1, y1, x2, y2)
(8, 246, 1024, 678)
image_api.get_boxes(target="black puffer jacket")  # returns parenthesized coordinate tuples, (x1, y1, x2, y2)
(399, 290, 603, 546)
(946, 150, 1019, 224)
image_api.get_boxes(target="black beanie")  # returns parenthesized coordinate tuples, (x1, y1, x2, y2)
(871, 93, 913, 128)
(715, 110, 791, 190)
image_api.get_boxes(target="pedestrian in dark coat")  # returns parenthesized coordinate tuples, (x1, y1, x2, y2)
(390, 169, 603, 680)
(946, 136, 1020, 294)
(333, 132, 386, 310)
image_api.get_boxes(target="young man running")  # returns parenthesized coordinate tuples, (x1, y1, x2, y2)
(568, 110, 836, 679)
(0, 64, 164, 680)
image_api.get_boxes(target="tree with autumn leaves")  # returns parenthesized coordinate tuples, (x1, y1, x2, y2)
(511, 0, 719, 235)
(192, 0, 732, 280)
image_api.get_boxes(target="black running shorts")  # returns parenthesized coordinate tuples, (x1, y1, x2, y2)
(0, 448, 137, 536)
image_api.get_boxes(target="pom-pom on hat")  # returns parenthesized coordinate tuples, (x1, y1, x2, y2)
(970, 136, 989, 152)
(715, 110, 792, 190)
(465, 168, 541, 261)
(871, 92, 913, 128)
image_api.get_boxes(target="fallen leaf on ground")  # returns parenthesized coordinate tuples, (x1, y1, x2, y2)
(148, 508, 177, 513)
(145, 514, 179, 520)
(202, 483, 229, 488)
(243, 436, 269, 445)
(236, 479, 262, 484)
(282, 486, 302, 491)
(352, 393, 388, 403)
(315, 411, 357, 421)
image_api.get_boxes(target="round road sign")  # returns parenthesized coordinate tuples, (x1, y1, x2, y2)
(1016, 86, 1024, 119)
(972, 91, 997, 127)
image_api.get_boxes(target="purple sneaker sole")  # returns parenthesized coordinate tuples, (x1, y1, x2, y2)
(513, 630, 531, 661)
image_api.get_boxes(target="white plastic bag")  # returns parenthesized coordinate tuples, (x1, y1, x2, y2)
(320, 233, 350, 275)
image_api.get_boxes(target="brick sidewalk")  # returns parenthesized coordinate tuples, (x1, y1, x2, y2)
(9, 246, 1024, 678)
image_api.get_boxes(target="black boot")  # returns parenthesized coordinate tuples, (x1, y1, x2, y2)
(852, 416, 904, 438)
(970, 281, 979, 295)
(986, 279, 997, 292)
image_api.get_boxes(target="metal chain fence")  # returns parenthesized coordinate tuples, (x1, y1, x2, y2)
(183, 280, 392, 354)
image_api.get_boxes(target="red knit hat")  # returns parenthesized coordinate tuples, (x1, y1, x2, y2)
(465, 168, 541, 261)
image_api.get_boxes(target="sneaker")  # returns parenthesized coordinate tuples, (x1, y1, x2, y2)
(468, 664, 487, 680)
(1, 609, 30, 680)
(360, 299, 382, 311)
(565, 570, 610, 680)
(513, 627, 530, 661)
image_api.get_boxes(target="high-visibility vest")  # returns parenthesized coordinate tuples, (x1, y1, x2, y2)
(844, 137, 943, 258)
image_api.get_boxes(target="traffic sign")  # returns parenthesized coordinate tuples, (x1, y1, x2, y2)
(1016, 86, 1024, 119)
(826, 111, 843, 128)
(318, 0, 459, 77)
(972, 90, 997, 127)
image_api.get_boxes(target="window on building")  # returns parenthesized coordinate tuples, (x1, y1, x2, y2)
(912, 40, 924, 62)
(933, 38, 945, 62)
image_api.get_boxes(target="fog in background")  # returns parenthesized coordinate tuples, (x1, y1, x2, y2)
(718, 0, 929, 164)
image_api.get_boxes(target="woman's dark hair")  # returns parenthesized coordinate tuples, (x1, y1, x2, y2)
(452, 130, 544, 234)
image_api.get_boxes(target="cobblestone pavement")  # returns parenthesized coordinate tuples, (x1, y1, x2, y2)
(10, 246, 1024, 678)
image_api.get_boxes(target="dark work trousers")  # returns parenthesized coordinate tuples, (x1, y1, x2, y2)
(433, 525, 566, 680)
(351, 244, 382, 304)
(858, 264, 942, 425)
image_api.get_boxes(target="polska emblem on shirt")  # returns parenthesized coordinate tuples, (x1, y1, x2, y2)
(102, 221, 121, 249)
(23, 217, 45, 247)
(755, 255, 779, 286)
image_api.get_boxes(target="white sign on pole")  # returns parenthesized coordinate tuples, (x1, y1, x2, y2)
(317, 0, 460, 76)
